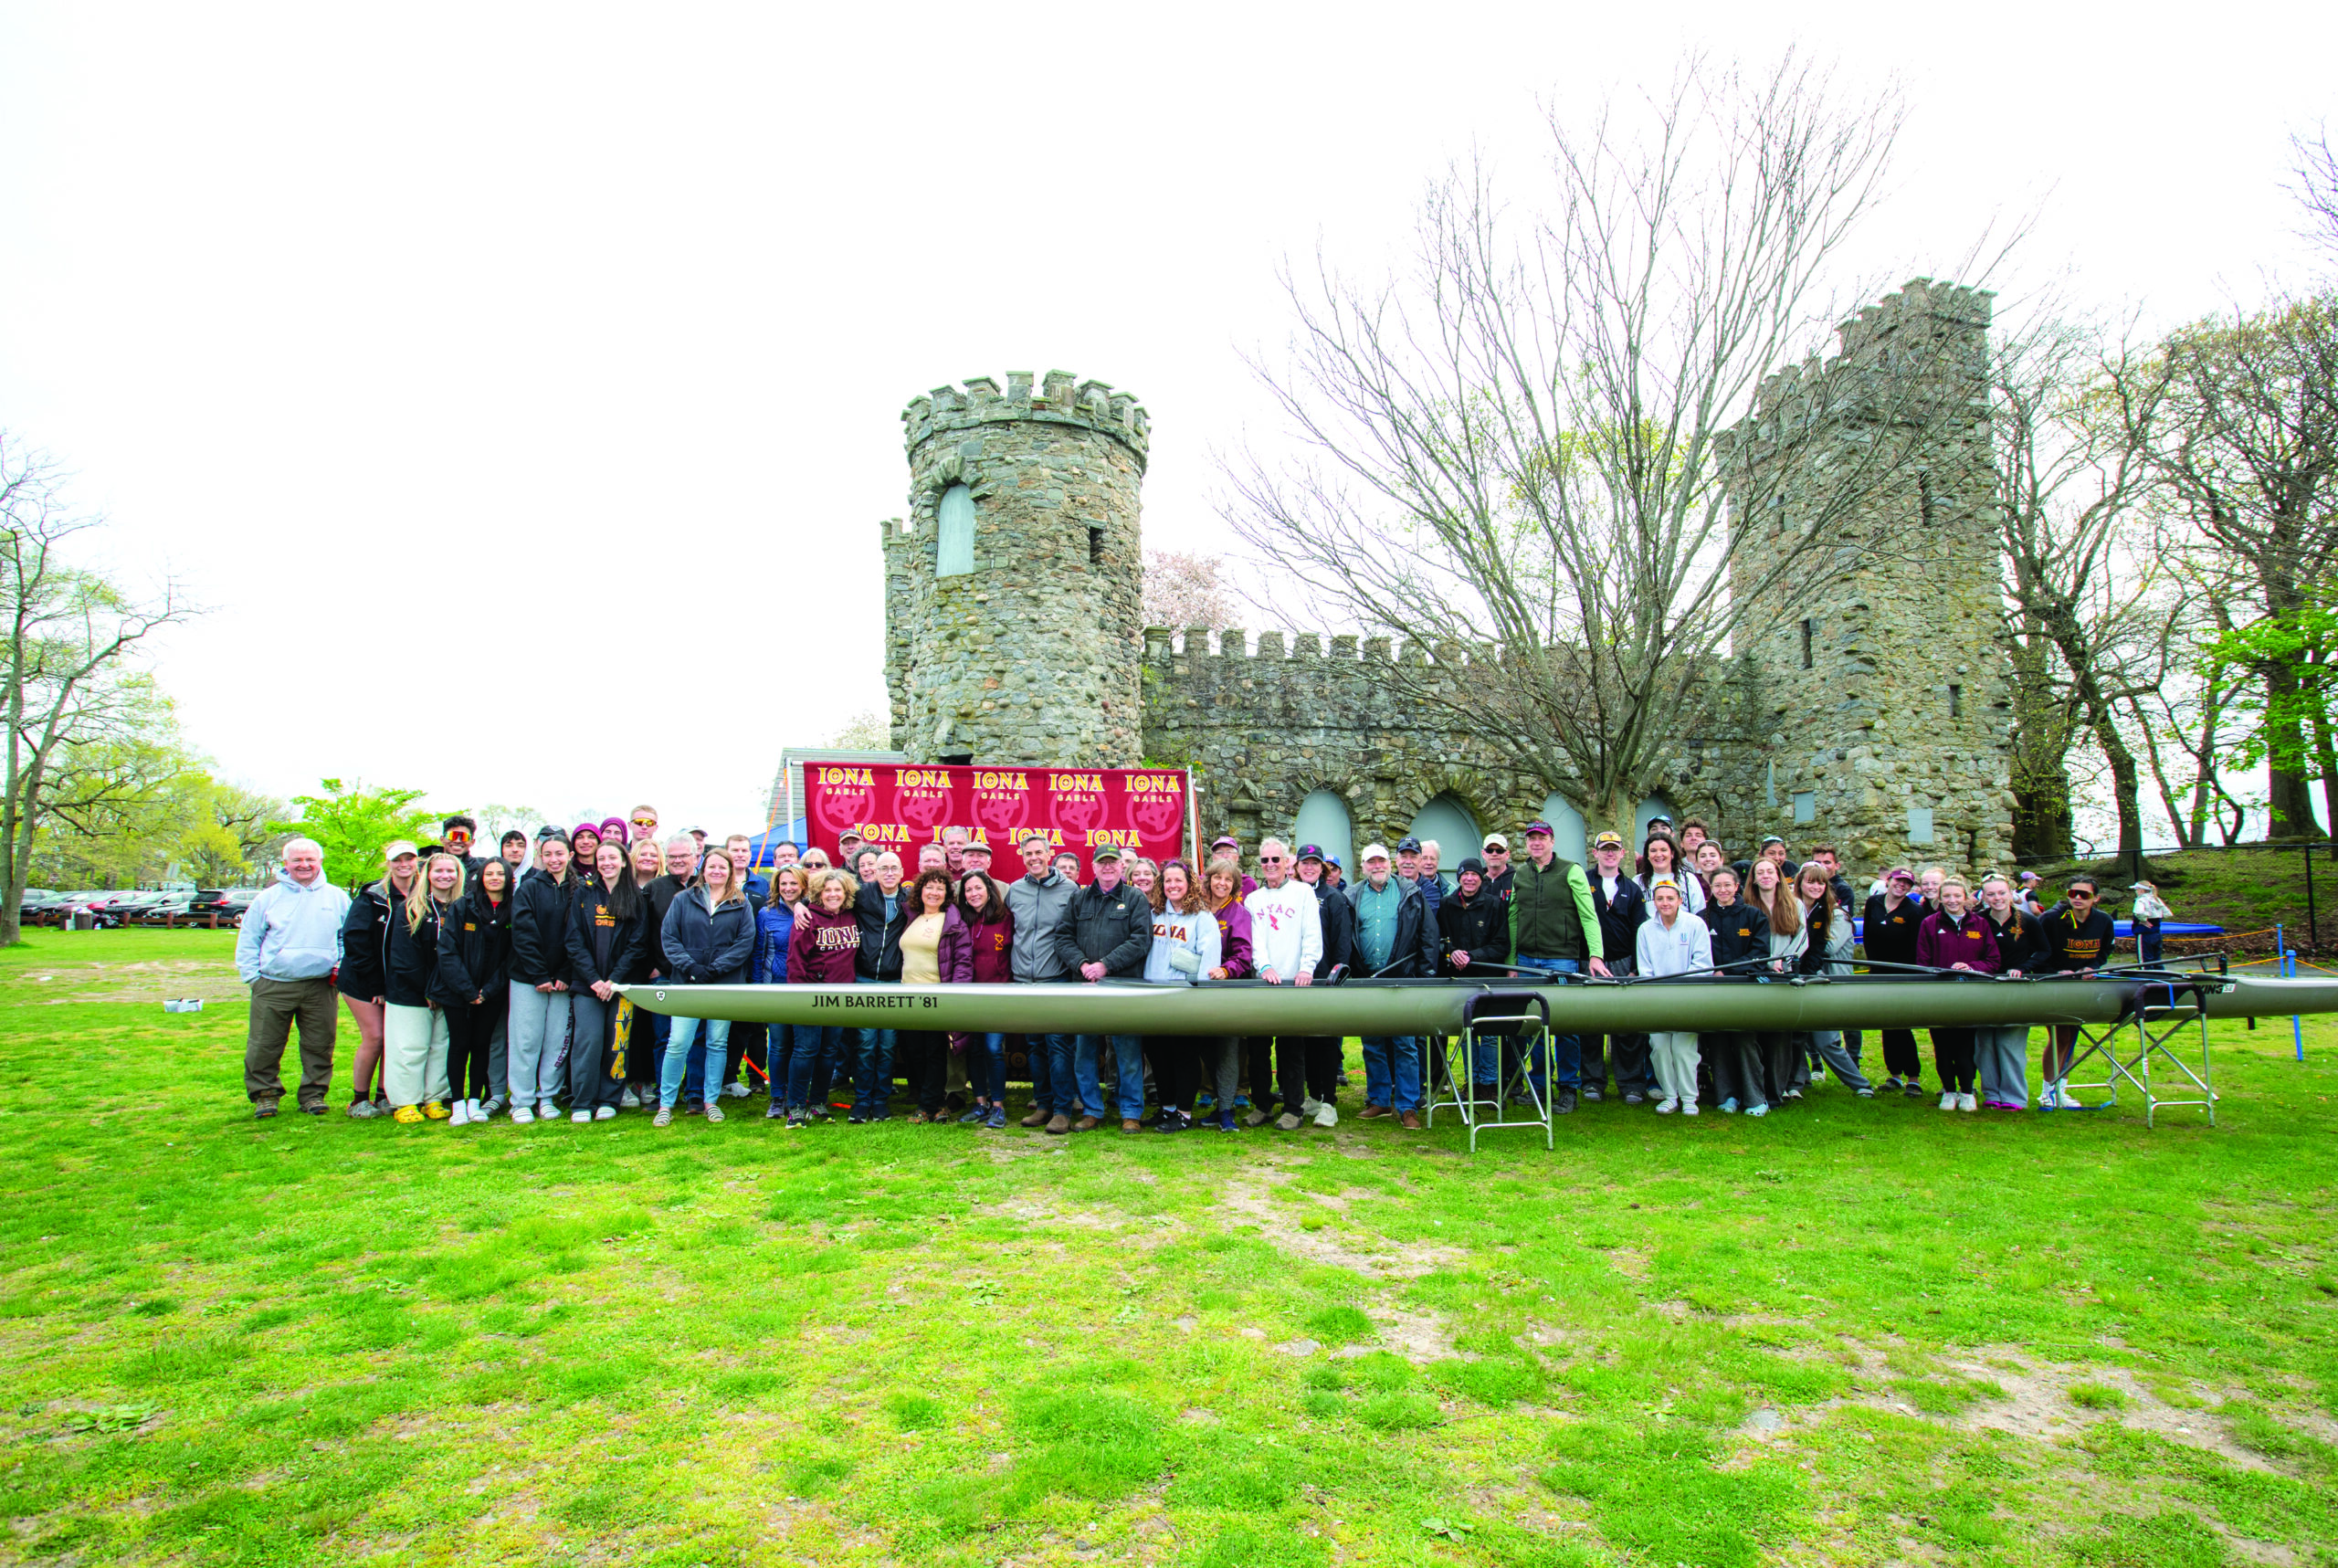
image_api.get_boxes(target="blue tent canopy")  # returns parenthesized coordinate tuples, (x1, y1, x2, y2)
(744, 822, 807, 868)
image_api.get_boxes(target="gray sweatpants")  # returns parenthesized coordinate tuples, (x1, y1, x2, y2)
(507, 982, 572, 1107)
(1975, 1026, 2030, 1107)
(566, 994, 621, 1112)
(1809, 1031, 1872, 1093)
(1648, 1031, 1701, 1105)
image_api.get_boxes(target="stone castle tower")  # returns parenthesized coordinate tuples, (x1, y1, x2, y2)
(881, 372, 1147, 766)
(869, 285, 2015, 871)
(1727, 279, 2015, 870)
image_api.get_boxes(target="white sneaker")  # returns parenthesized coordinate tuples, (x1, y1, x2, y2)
(1959, 1093, 1978, 1112)
(1681, 1101, 1700, 1116)
(537, 1100, 559, 1120)
(465, 1099, 483, 1123)
(448, 1101, 470, 1126)
(619, 1087, 641, 1109)
(704, 1102, 725, 1123)
(2057, 1086, 2087, 1110)
(570, 1110, 591, 1124)
(1300, 1097, 1322, 1118)
(1311, 1101, 1337, 1128)
(1655, 1096, 1678, 1114)
(511, 1105, 534, 1124)
(594, 1105, 616, 1121)
(1939, 1092, 1957, 1110)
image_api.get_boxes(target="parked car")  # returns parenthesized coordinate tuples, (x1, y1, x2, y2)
(183, 888, 260, 927)
(134, 892, 215, 926)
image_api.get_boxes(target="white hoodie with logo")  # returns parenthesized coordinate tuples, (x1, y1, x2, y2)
(1243, 877, 1323, 981)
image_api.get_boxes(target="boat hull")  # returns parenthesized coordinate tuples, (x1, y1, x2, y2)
(615, 975, 2338, 1036)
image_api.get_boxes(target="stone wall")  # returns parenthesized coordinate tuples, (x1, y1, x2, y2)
(883, 372, 1148, 767)
(1141, 627, 1762, 856)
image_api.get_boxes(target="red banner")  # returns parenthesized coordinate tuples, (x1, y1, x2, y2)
(802, 762, 1191, 879)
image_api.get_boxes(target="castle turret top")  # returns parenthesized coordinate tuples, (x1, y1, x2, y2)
(902, 371, 1150, 469)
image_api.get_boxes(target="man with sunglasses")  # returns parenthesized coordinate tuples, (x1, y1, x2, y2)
(1480, 835, 1515, 906)
(440, 816, 485, 879)
(627, 805, 660, 844)
(2037, 876, 2116, 1109)
(1239, 837, 1323, 1128)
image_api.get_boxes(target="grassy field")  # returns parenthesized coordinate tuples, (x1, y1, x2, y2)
(3, 928, 2335, 1568)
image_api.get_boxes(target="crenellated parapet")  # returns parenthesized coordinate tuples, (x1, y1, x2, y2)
(1751, 276, 1996, 424)
(902, 370, 1150, 470)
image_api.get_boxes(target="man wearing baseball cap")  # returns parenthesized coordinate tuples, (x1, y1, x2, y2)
(1351, 843, 1440, 1128)
(1480, 835, 1514, 905)
(1056, 845, 1153, 1132)
(1005, 829, 1079, 1130)
(1507, 818, 1607, 1113)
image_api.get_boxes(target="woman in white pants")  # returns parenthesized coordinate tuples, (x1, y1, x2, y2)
(382, 853, 463, 1123)
(1636, 881, 1711, 1114)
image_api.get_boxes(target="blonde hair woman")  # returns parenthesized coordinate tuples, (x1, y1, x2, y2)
(654, 847, 757, 1127)
(383, 851, 465, 1123)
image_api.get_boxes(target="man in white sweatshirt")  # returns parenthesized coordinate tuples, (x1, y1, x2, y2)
(1239, 837, 1325, 1128)
(1634, 881, 1712, 1116)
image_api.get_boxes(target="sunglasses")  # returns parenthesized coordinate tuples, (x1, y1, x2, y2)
(2069, 890, 2095, 900)
(1259, 854, 1286, 863)
(631, 816, 656, 826)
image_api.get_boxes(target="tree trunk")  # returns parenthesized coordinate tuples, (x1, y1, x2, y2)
(2262, 656, 2323, 838)
(2011, 778, 2075, 862)
(2186, 667, 2227, 849)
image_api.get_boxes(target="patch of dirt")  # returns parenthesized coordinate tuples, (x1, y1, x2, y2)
(16, 955, 246, 1005)
(1217, 1174, 1466, 1279)
(1937, 1352, 2275, 1470)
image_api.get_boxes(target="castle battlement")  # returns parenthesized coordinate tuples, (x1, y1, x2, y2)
(902, 370, 1151, 468)
(1144, 626, 1509, 667)
(1753, 277, 1996, 420)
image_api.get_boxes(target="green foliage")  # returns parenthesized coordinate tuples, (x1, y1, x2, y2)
(271, 778, 441, 889)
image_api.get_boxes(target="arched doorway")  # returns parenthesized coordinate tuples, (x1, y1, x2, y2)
(1407, 794, 1480, 889)
(1636, 795, 1676, 846)
(1291, 789, 1353, 874)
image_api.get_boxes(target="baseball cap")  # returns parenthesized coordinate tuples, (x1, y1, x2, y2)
(1091, 845, 1122, 862)
(1323, 853, 1343, 868)
(1482, 834, 1509, 851)
(1524, 819, 1554, 837)
(383, 839, 419, 862)
(1886, 866, 1914, 883)
(1396, 835, 1422, 853)
(963, 840, 992, 856)
(1211, 834, 1240, 850)
(1592, 830, 1626, 849)
(1360, 843, 1391, 863)
(533, 825, 566, 843)
(1459, 855, 1487, 875)
(2019, 870, 2041, 883)
(2131, 880, 2155, 891)
(1296, 844, 1324, 862)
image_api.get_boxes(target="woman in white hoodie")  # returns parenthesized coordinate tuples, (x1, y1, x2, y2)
(1143, 859, 1224, 1133)
(1635, 881, 1712, 1114)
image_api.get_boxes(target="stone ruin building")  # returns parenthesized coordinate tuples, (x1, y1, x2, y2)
(841, 281, 2015, 874)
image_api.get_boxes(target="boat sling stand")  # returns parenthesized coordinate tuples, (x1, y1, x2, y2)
(1427, 990, 1553, 1152)
(2054, 979, 2216, 1128)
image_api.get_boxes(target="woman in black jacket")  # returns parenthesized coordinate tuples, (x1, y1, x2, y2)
(1703, 867, 1774, 1115)
(566, 841, 648, 1124)
(1860, 868, 1928, 1096)
(383, 852, 464, 1124)
(656, 847, 758, 1127)
(2038, 876, 2117, 1110)
(1975, 874, 2042, 1110)
(338, 841, 418, 1119)
(437, 858, 513, 1127)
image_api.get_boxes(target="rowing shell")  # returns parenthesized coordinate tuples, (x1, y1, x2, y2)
(616, 975, 2338, 1036)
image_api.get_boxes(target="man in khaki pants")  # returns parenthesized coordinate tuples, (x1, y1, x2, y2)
(233, 838, 353, 1118)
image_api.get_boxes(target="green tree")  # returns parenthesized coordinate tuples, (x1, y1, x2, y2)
(270, 779, 440, 891)
(2211, 595, 2338, 836)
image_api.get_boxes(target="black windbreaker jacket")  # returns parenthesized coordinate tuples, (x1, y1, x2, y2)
(1438, 889, 1510, 973)
(436, 889, 512, 1005)
(1984, 906, 2043, 974)
(384, 897, 453, 1007)
(854, 880, 908, 982)
(337, 879, 401, 1001)
(1054, 878, 1153, 979)
(510, 870, 579, 985)
(1705, 898, 1771, 971)
(1311, 880, 1355, 979)
(1861, 891, 1926, 967)
(567, 883, 649, 989)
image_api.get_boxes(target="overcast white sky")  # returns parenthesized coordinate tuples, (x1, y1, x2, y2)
(2, 3, 2331, 843)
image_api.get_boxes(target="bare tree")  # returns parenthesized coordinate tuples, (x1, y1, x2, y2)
(1142, 549, 1234, 633)
(1224, 56, 1975, 833)
(1988, 310, 2173, 859)
(827, 710, 892, 751)
(2292, 125, 2338, 265)
(3, 435, 188, 942)
(2150, 295, 2338, 838)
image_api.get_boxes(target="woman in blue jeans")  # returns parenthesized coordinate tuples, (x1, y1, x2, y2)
(943, 869, 1016, 1129)
(757, 866, 834, 1123)
(656, 847, 757, 1127)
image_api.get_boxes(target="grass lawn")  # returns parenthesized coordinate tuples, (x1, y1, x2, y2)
(4, 929, 2336, 1567)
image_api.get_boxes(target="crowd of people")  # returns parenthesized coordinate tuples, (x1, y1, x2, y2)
(233, 805, 2174, 1131)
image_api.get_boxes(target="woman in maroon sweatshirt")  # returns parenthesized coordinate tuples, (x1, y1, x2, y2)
(1913, 877, 2000, 1113)
(785, 868, 862, 1125)
(943, 870, 1016, 1130)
